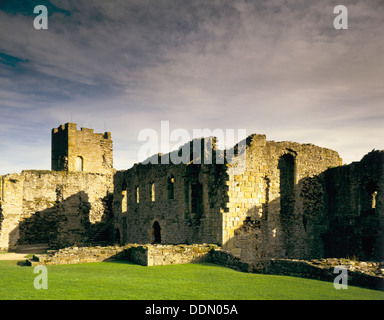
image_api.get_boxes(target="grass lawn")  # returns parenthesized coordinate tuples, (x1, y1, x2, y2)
(0, 260, 383, 300)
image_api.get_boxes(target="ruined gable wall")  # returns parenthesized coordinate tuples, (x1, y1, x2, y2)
(223, 134, 342, 262)
(0, 171, 114, 251)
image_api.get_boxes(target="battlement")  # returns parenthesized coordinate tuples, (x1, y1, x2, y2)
(52, 123, 111, 140)
(52, 122, 76, 134)
(51, 123, 113, 173)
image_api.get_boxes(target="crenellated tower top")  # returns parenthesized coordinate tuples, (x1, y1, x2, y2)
(51, 123, 113, 173)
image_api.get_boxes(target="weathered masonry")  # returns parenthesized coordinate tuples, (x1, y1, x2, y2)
(113, 133, 383, 262)
(0, 124, 383, 263)
(0, 124, 114, 250)
(323, 151, 384, 260)
(0, 171, 114, 250)
(52, 123, 113, 174)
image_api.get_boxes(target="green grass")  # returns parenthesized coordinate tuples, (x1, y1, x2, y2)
(0, 260, 383, 300)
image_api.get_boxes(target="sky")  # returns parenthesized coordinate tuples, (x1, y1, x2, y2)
(0, 0, 383, 175)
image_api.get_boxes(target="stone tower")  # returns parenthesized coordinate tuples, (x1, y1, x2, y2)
(51, 123, 113, 173)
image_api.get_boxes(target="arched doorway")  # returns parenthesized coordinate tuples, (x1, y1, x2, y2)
(152, 221, 161, 244)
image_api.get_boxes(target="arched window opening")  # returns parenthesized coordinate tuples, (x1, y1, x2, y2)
(76, 156, 84, 171)
(168, 176, 175, 199)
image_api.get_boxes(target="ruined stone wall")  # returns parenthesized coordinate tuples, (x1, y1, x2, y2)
(113, 133, 344, 263)
(52, 123, 113, 174)
(323, 150, 384, 260)
(0, 170, 114, 251)
(112, 137, 227, 246)
(144, 244, 216, 266)
(28, 245, 128, 266)
(0, 174, 23, 251)
(28, 244, 217, 267)
(223, 134, 342, 262)
(5, 120, 379, 267)
(113, 160, 224, 246)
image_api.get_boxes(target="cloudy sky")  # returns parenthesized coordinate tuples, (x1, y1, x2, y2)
(0, 0, 383, 174)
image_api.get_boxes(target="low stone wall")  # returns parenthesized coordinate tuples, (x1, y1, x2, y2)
(27, 245, 129, 266)
(145, 244, 216, 266)
(210, 248, 251, 272)
(263, 259, 384, 290)
(263, 258, 384, 291)
(27, 244, 218, 267)
(210, 250, 384, 291)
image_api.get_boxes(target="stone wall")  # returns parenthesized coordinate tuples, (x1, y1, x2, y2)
(51, 123, 113, 174)
(226, 143, 384, 263)
(223, 134, 342, 262)
(2, 122, 382, 270)
(0, 170, 114, 251)
(28, 245, 128, 266)
(27, 244, 217, 267)
(112, 134, 383, 264)
(145, 244, 216, 266)
(210, 249, 384, 290)
(113, 139, 224, 246)
(113, 133, 342, 262)
(323, 150, 384, 260)
(262, 258, 384, 290)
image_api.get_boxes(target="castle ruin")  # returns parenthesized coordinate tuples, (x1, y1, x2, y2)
(0, 123, 383, 265)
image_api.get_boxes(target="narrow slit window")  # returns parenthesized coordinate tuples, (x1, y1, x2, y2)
(168, 176, 175, 199)
(136, 186, 140, 204)
(151, 183, 155, 202)
(121, 180, 127, 213)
